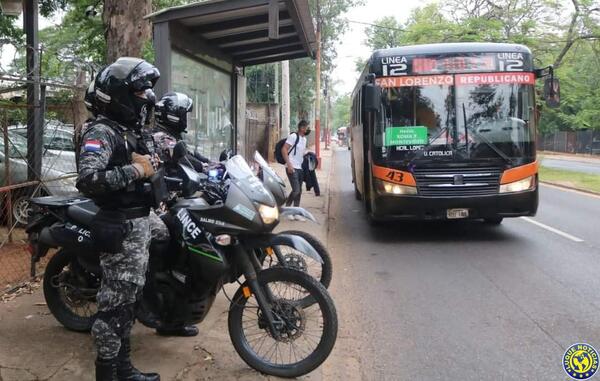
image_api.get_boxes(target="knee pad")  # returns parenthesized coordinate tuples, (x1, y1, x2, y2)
(94, 303, 136, 338)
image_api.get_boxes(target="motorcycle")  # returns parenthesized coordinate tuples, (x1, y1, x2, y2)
(27, 152, 338, 378)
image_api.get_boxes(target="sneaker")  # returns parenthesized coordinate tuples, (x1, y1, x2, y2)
(286, 215, 296, 221)
(295, 215, 307, 222)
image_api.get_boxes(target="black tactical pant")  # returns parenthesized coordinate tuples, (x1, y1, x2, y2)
(91, 216, 150, 360)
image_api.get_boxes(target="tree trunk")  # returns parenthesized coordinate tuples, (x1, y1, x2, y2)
(72, 70, 89, 136)
(103, 0, 152, 63)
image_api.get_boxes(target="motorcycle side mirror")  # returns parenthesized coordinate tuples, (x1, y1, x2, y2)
(179, 163, 202, 198)
(172, 141, 188, 162)
(219, 149, 233, 162)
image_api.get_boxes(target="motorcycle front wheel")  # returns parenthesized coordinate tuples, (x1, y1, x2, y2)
(262, 230, 332, 289)
(228, 267, 338, 378)
(43, 249, 97, 332)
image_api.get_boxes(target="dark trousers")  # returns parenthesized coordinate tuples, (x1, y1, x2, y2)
(286, 169, 303, 207)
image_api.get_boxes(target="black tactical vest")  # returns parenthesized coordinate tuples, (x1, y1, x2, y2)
(81, 118, 156, 211)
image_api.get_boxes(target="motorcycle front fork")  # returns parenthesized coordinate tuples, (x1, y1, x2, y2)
(234, 244, 282, 339)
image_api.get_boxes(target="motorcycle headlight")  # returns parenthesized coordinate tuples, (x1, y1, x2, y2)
(499, 176, 535, 193)
(258, 204, 279, 224)
(375, 179, 417, 195)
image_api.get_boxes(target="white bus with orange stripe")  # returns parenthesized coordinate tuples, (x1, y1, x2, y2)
(350, 42, 560, 224)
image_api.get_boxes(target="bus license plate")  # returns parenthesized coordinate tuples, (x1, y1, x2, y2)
(447, 209, 469, 219)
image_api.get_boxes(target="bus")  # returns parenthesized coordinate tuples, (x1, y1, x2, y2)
(350, 42, 560, 224)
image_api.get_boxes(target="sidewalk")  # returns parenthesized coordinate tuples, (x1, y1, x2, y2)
(0, 149, 335, 381)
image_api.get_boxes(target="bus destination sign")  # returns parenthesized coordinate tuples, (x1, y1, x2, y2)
(379, 52, 531, 77)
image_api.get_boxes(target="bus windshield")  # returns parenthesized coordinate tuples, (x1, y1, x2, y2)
(375, 78, 535, 161)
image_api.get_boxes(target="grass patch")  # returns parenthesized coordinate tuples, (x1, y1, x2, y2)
(539, 166, 600, 194)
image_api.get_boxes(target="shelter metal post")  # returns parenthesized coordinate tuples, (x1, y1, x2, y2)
(24, 0, 42, 182)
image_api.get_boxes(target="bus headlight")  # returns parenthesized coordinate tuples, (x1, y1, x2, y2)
(376, 179, 417, 195)
(499, 176, 535, 193)
(258, 204, 279, 224)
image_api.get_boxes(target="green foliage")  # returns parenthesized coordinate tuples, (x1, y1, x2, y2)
(290, 58, 316, 121)
(331, 94, 351, 130)
(0, 14, 23, 44)
(364, 17, 403, 50)
(246, 63, 277, 104)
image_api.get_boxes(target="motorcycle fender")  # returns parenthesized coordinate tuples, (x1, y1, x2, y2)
(269, 234, 323, 264)
(39, 226, 60, 248)
(279, 207, 318, 223)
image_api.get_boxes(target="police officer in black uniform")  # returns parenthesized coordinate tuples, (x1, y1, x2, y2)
(76, 57, 161, 381)
(152, 91, 212, 172)
(147, 92, 209, 337)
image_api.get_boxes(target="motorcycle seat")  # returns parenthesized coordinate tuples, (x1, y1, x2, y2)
(67, 201, 99, 227)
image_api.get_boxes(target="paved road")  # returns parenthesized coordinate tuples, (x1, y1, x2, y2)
(542, 157, 600, 175)
(328, 148, 600, 380)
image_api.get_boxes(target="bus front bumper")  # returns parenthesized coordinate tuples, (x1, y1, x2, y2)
(371, 189, 538, 221)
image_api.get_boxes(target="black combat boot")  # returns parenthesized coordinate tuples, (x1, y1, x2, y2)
(116, 338, 160, 381)
(96, 357, 118, 381)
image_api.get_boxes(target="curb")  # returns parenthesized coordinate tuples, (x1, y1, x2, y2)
(540, 181, 600, 197)
(539, 151, 600, 164)
(324, 149, 335, 239)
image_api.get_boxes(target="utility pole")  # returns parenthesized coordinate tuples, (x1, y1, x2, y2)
(281, 60, 290, 138)
(314, 0, 321, 168)
(324, 80, 329, 150)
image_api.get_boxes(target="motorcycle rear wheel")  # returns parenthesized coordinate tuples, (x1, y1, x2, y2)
(228, 267, 338, 378)
(43, 250, 97, 332)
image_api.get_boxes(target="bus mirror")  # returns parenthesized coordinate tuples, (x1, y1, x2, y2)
(364, 83, 381, 113)
(544, 77, 560, 108)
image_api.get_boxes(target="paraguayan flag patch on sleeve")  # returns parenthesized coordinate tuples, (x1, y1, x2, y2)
(84, 139, 102, 152)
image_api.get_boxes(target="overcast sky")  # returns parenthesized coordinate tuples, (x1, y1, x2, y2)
(0, 13, 61, 71)
(332, 0, 436, 95)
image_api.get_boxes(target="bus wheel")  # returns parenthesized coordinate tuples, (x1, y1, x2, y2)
(484, 217, 503, 225)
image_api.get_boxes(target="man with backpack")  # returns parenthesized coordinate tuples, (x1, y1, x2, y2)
(280, 120, 311, 220)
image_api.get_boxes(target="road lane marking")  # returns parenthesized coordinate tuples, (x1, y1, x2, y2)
(520, 217, 585, 243)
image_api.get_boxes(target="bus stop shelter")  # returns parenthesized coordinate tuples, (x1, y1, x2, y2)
(147, 0, 316, 160)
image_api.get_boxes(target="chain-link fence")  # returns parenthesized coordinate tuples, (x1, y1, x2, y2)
(1, 41, 92, 296)
(538, 130, 600, 155)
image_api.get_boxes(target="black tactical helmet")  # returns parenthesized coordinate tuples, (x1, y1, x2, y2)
(94, 57, 160, 129)
(155, 92, 193, 133)
(84, 71, 101, 116)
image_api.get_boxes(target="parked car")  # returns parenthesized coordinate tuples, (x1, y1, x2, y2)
(10, 122, 76, 174)
(0, 130, 77, 226)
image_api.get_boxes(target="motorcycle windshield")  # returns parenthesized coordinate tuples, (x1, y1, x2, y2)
(225, 155, 254, 180)
(226, 155, 276, 207)
(254, 151, 285, 185)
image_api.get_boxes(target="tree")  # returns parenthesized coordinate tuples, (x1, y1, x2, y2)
(331, 93, 351, 130)
(286, 0, 362, 121)
(246, 63, 277, 104)
(0, 0, 196, 67)
(103, 0, 151, 62)
(364, 16, 404, 50)
(290, 58, 315, 121)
